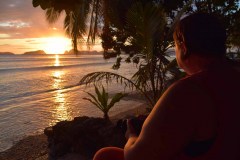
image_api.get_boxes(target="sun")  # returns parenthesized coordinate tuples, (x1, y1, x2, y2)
(43, 37, 72, 54)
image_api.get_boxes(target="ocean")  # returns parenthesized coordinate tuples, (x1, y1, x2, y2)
(0, 54, 144, 152)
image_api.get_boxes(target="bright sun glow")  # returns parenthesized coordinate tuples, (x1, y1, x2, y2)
(43, 37, 71, 54)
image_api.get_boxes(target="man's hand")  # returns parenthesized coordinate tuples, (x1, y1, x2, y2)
(125, 119, 138, 140)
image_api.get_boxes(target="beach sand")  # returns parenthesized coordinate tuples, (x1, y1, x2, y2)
(0, 134, 48, 160)
(0, 103, 147, 160)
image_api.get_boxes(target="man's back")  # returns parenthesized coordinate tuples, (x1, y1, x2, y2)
(179, 65, 240, 160)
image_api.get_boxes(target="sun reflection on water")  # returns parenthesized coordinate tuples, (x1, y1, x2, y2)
(54, 55, 60, 66)
(50, 70, 71, 125)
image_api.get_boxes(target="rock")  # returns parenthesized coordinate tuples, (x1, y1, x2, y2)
(44, 127, 53, 137)
(45, 116, 126, 159)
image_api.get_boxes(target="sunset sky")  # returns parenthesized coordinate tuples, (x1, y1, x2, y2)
(0, 0, 102, 54)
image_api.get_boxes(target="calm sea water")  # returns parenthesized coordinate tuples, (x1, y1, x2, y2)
(0, 54, 144, 152)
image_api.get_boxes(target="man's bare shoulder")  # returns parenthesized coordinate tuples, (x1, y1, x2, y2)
(165, 76, 203, 97)
(157, 75, 214, 115)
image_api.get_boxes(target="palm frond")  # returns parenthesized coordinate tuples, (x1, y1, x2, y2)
(101, 86, 108, 109)
(166, 0, 193, 38)
(108, 93, 127, 110)
(87, 0, 102, 44)
(94, 85, 106, 109)
(126, 2, 166, 57)
(79, 71, 154, 107)
(63, 1, 92, 53)
(79, 71, 133, 87)
(131, 63, 150, 90)
(83, 97, 102, 110)
(83, 92, 103, 110)
(45, 8, 63, 24)
(32, 0, 51, 10)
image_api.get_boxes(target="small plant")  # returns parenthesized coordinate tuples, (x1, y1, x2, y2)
(83, 85, 127, 121)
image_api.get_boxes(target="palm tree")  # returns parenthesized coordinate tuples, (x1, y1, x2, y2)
(32, 0, 106, 53)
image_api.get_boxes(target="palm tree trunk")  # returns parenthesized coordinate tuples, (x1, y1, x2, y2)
(103, 0, 110, 53)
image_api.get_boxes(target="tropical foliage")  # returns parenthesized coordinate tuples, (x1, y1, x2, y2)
(104, 0, 240, 57)
(191, 0, 240, 57)
(80, 1, 190, 106)
(32, 0, 240, 54)
(33, 0, 240, 107)
(83, 85, 127, 120)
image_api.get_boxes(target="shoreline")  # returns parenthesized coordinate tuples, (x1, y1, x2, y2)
(0, 103, 147, 160)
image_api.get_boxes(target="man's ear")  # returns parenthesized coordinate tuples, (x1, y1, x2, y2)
(181, 42, 189, 59)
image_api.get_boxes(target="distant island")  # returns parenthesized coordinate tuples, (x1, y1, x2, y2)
(0, 52, 15, 55)
(23, 50, 46, 55)
(64, 49, 102, 55)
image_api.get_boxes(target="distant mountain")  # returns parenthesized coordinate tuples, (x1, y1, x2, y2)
(0, 52, 15, 55)
(23, 50, 46, 55)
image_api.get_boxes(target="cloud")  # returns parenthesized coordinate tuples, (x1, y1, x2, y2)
(0, 34, 11, 38)
(0, 21, 30, 28)
(0, 44, 11, 46)
(0, 0, 66, 39)
(24, 39, 43, 44)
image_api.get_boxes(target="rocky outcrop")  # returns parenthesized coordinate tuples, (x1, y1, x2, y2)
(0, 52, 15, 55)
(44, 116, 126, 159)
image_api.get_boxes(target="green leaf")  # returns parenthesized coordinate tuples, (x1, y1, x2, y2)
(94, 85, 105, 108)
(39, 0, 51, 10)
(84, 91, 103, 111)
(101, 86, 109, 108)
(32, 0, 40, 7)
(108, 93, 127, 109)
(82, 97, 102, 110)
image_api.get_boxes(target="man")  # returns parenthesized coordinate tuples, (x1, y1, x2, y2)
(94, 12, 240, 160)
